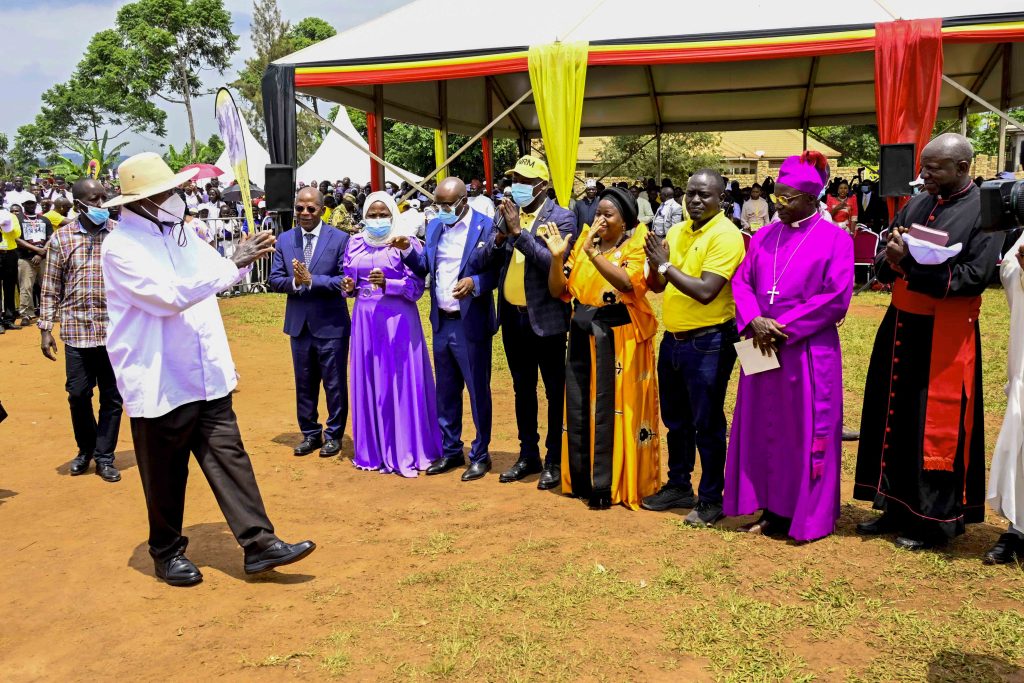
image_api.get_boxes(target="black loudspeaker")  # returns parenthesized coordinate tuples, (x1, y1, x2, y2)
(264, 164, 295, 211)
(879, 143, 916, 197)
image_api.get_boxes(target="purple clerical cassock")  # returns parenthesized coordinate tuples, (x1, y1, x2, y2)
(723, 153, 854, 541)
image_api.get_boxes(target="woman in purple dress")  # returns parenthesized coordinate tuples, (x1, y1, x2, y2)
(343, 191, 441, 476)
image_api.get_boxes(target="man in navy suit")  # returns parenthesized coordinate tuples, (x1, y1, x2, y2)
(268, 187, 351, 458)
(484, 156, 578, 490)
(393, 177, 499, 481)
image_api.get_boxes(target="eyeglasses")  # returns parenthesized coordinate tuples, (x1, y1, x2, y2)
(294, 205, 320, 214)
(773, 192, 811, 207)
(434, 196, 465, 212)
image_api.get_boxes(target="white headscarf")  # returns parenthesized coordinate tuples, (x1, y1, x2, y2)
(362, 191, 399, 245)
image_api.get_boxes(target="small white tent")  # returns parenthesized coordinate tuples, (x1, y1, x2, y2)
(297, 107, 422, 187)
(215, 122, 271, 188)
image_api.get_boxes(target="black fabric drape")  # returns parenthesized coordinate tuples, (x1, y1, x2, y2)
(261, 64, 297, 169)
(565, 302, 631, 508)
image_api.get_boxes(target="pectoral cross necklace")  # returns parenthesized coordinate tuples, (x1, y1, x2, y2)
(769, 216, 818, 305)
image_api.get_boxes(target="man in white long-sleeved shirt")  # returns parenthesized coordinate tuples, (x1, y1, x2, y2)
(100, 153, 316, 587)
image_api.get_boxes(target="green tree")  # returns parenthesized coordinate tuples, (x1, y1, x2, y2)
(808, 125, 880, 166)
(48, 132, 131, 181)
(162, 134, 226, 170)
(115, 0, 239, 154)
(233, 0, 336, 162)
(12, 28, 167, 162)
(596, 133, 722, 182)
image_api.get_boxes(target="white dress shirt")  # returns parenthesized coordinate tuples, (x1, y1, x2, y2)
(435, 208, 474, 312)
(5, 189, 36, 209)
(468, 194, 495, 219)
(101, 208, 249, 418)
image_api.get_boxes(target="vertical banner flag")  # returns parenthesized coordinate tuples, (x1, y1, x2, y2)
(215, 88, 256, 232)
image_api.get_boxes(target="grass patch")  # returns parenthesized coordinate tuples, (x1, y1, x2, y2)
(411, 531, 458, 557)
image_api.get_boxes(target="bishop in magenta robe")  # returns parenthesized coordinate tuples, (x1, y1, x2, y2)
(724, 152, 854, 542)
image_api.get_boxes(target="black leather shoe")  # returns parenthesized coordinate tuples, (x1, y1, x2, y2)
(95, 462, 121, 483)
(983, 533, 1021, 565)
(537, 465, 561, 490)
(154, 554, 203, 587)
(69, 453, 91, 476)
(856, 512, 900, 535)
(319, 439, 341, 457)
(499, 458, 541, 483)
(425, 455, 466, 475)
(894, 535, 932, 551)
(640, 484, 697, 511)
(293, 435, 323, 456)
(244, 539, 316, 574)
(841, 427, 861, 442)
(461, 458, 491, 481)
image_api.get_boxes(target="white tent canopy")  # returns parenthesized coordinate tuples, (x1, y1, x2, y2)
(215, 121, 271, 188)
(274, 0, 1024, 137)
(296, 107, 422, 186)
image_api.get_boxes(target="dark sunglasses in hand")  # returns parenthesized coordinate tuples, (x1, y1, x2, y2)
(294, 205, 320, 214)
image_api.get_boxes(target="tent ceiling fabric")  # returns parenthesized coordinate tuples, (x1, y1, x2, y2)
(273, 2, 1024, 137)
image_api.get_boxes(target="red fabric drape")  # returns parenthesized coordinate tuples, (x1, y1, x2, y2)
(482, 137, 494, 192)
(874, 19, 943, 215)
(366, 113, 382, 192)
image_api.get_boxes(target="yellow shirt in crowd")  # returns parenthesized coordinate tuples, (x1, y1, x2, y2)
(662, 210, 745, 333)
(502, 210, 539, 307)
(0, 212, 21, 251)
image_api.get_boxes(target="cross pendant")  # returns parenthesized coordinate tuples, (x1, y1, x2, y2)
(767, 285, 780, 305)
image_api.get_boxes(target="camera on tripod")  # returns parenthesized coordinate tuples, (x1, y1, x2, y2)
(980, 178, 1024, 231)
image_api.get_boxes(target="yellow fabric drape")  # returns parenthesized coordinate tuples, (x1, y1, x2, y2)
(528, 41, 588, 208)
(433, 130, 448, 182)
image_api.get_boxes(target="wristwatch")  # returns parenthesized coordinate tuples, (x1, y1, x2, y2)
(657, 261, 672, 276)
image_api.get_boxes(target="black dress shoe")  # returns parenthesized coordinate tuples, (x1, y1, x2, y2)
(425, 455, 466, 475)
(983, 533, 1021, 565)
(320, 439, 341, 457)
(461, 458, 491, 481)
(499, 458, 541, 483)
(154, 554, 203, 587)
(856, 512, 900, 535)
(841, 427, 861, 442)
(95, 462, 121, 483)
(293, 435, 324, 456)
(537, 465, 561, 490)
(894, 535, 944, 551)
(244, 539, 316, 574)
(69, 453, 91, 476)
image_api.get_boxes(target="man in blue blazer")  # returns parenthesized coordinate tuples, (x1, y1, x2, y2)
(393, 177, 498, 481)
(268, 187, 351, 458)
(483, 156, 578, 490)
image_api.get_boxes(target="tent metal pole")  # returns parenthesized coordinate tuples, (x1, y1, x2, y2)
(998, 44, 1011, 172)
(371, 85, 386, 191)
(399, 87, 534, 202)
(956, 44, 1004, 116)
(656, 132, 663, 182)
(941, 74, 1024, 131)
(295, 98, 435, 200)
(439, 81, 449, 178)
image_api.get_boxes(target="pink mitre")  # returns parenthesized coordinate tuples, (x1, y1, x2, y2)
(777, 151, 830, 196)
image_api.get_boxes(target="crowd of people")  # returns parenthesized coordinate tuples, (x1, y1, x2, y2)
(6, 130, 1024, 587)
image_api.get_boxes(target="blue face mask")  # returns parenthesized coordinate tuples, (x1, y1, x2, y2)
(437, 209, 458, 225)
(510, 182, 538, 207)
(364, 218, 391, 239)
(82, 205, 110, 225)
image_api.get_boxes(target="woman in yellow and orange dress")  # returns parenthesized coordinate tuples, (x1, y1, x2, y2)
(539, 187, 660, 510)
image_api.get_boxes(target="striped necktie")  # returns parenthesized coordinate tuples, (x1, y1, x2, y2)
(304, 232, 315, 264)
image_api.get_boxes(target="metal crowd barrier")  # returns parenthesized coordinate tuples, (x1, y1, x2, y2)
(195, 216, 279, 296)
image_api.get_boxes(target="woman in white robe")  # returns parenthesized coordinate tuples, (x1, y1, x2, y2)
(985, 233, 1024, 564)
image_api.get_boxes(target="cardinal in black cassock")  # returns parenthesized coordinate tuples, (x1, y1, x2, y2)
(854, 133, 1002, 550)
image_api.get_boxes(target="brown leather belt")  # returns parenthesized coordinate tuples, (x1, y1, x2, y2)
(668, 321, 734, 342)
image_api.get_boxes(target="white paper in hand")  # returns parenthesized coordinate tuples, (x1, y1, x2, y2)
(735, 338, 781, 376)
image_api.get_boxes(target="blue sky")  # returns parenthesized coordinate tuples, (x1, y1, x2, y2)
(1, 0, 411, 153)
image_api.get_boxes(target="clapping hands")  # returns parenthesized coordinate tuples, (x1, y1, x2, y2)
(292, 258, 312, 287)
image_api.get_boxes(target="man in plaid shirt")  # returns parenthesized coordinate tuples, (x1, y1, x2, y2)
(38, 178, 124, 483)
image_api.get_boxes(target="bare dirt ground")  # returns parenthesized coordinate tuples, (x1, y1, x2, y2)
(1, 290, 1023, 682)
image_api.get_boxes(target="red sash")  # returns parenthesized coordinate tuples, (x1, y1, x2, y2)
(891, 280, 980, 472)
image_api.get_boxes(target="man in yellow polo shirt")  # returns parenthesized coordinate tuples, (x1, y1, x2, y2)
(641, 168, 745, 526)
(483, 156, 579, 489)
(0, 206, 23, 332)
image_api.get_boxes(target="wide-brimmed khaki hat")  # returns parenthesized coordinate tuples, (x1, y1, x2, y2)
(103, 152, 199, 207)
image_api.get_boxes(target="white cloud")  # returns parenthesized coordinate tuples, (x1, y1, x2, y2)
(1, 0, 412, 154)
